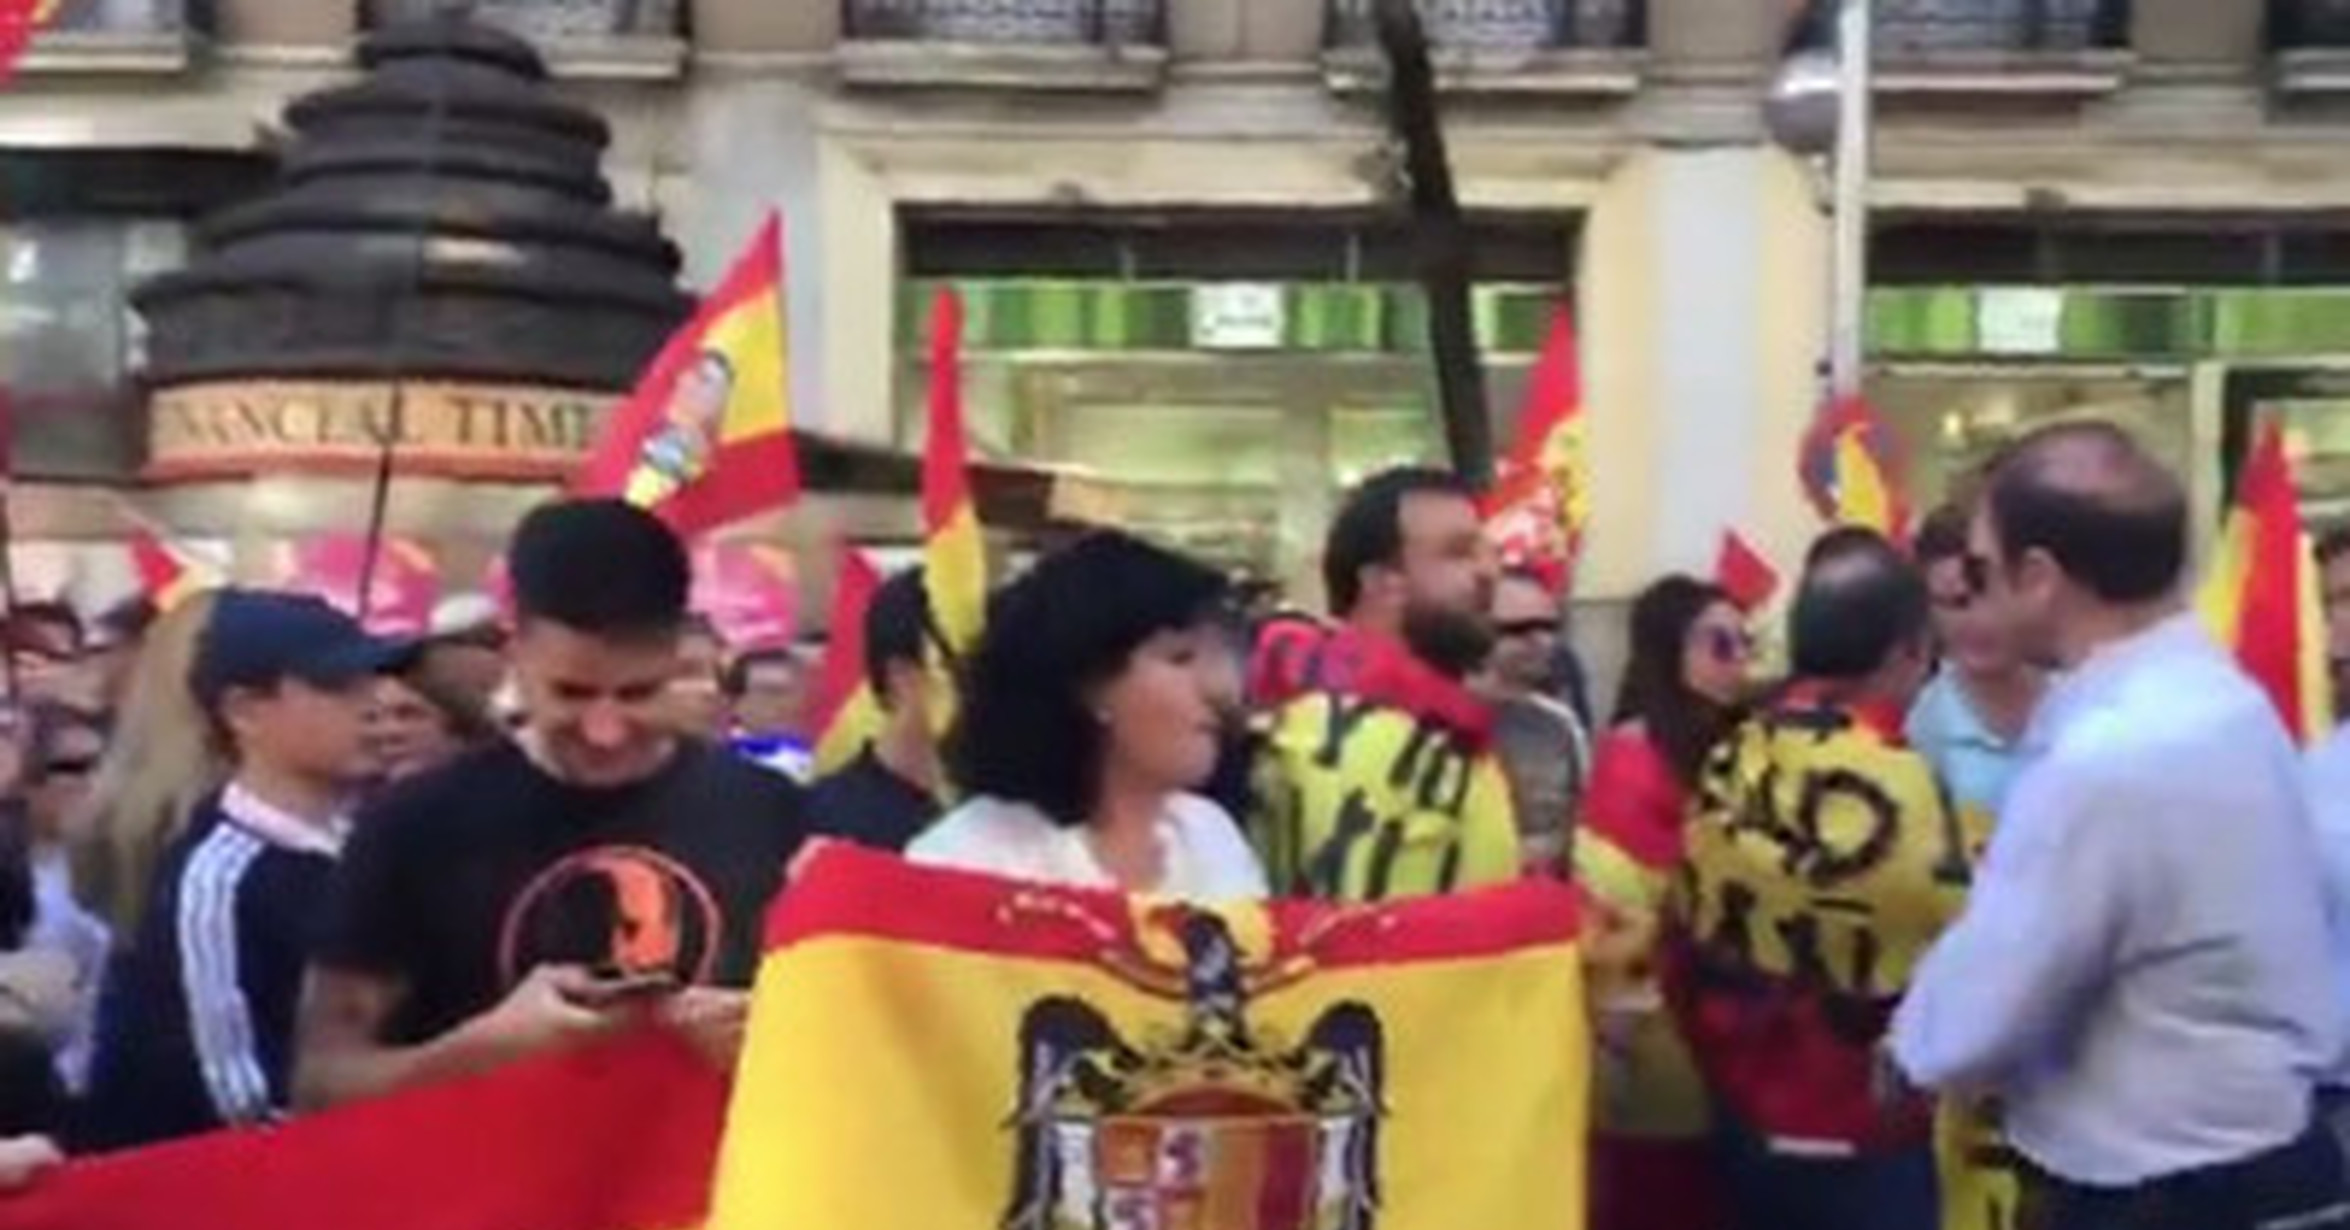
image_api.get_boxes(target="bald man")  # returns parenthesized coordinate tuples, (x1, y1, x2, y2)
(1892, 423, 2348, 1230)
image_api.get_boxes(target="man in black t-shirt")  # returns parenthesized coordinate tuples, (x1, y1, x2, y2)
(804, 568, 942, 851)
(294, 500, 808, 1111)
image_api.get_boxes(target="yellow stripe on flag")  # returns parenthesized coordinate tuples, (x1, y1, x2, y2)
(1834, 428, 1894, 535)
(924, 288, 987, 656)
(711, 847, 1589, 1230)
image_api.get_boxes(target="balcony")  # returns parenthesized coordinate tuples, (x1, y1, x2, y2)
(19, 0, 199, 75)
(1321, 0, 1646, 97)
(839, 0, 1170, 91)
(1866, 0, 2133, 94)
(2273, 0, 2350, 93)
(368, 0, 685, 79)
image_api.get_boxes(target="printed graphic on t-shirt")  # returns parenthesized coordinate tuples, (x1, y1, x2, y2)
(493, 845, 724, 984)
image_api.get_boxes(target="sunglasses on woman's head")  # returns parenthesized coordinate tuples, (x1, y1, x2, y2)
(1702, 626, 1752, 663)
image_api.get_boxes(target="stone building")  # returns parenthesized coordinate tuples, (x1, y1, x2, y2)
(0, 1, 2344, 639)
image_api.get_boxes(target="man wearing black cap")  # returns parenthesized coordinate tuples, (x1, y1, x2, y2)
(82, 590, 411, 1148)
(294, 500, 809, 1111)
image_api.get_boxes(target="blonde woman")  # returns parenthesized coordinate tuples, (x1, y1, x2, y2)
(69, 591, 227, 939)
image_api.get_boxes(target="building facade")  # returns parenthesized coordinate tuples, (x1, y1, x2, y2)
(1, 0, 2346, 634)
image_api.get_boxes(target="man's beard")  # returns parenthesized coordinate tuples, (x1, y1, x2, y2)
(1402, 604, 1495, 681)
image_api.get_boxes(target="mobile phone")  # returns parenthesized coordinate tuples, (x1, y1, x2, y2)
(568, 969, 680, 1007)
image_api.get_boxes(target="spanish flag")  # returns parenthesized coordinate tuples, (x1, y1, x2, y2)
(711, 845, 1588, 1230)
(0, 1029, 725, 1230)
(2199, 416, 2332, 743)
(129, 529, 211, 611)
(811, 541, 887, 773)
(1800, 395, 1909, 540)
(577, 213, 799, 536)
(1484, 304, 1589, 594)
(923, 287, 987, 657)
(0, 0, 55, 84)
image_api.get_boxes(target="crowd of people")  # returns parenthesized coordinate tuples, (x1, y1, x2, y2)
(0, 419, 2334, 1230)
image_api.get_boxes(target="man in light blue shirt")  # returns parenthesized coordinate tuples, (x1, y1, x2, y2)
(1891, 422, 2349, 1230)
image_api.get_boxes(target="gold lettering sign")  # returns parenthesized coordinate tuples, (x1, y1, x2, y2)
(145, 380, 618, 483)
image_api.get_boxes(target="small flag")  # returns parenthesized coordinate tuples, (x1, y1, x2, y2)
(708, 845, 1590, 1230)
(128, 531, 211, 612)
(576, 213, 799, 537)
(2198, 416, 2332, 743)
(922, 288, 986, 657)
(1485, 305, 1589, 594)
(810, 542, 886, 774)
(0, 1028, 724, 1230)
(1800, 395, 1909, 540)
(0, 1, 56, 86)
(1714, 530, 1781, 614)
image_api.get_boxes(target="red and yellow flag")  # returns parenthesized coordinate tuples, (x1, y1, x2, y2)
(0, 1029, 725, 1230)
(2199, 416, 2332, 743)
(710, 844, 1589, 1230)
(129, 530, 210, 612)
(1714, 529, 1781, 615)
(811, 541, 886, 773)
(923, 287, 987, 657)
(1800, 394, 1909, 540)
(1484, 304, 1589, 594)
(577, 213, 798, 537)
(0, 0, 56, 85)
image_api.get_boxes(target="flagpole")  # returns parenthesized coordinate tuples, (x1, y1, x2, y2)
(1827, 0, 1873, 402)
(355, 16, 458, 622)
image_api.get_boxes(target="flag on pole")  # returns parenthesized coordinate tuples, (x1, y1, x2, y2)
(2198, 416, 2332, 743)
(1714, 529, 1781, 615)
(708, 844, 1591, 1230)
(810, 542, 886, 774)
(0, 1029, 724, 1230)
(0, 0, 55, 86)
(129, 530, 211, 612)
(1484, 304, 1589, 594)
(1800, 395, 1909, 540)
(576, 213, 798, 537)
(922, 288, 986, 657)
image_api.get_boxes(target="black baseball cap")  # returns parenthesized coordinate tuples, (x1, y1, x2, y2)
(191, 590, 419, 712)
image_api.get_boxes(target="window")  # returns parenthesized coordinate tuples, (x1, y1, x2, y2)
(39, 0, 190, 35)
(368, 0, 679, 40)
(843, 0, 1165, 44)
(0, 221, 186, 481)
(1322, 0, 1642, 50)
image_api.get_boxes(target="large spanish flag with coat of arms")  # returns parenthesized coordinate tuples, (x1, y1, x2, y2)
(710, 844, 1590, 1230)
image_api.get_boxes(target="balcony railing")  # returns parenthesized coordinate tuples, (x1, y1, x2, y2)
(843, 0, 1166, 46)
(1324, 0, 1642, 51)
(1873, 0, 2130, 55)
(369, 0, 683, 75)
(22, 0, 195, 73)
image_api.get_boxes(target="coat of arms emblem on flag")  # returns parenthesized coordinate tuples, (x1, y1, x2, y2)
(1004, 906, 1383, 1230)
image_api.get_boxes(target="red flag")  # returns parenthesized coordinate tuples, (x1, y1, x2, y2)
(0, 1, 51, 87)
(128, 531, 209, 611)
(0, 1029, 723, 1230)
(2199, 418, 2332, 742)
(810, 541, 885, 771)
(1714, 530, 1781, 614)
(1484, 305, 1588, 595)
(576, 213, 799, 537)
(922, 288, 986, 655)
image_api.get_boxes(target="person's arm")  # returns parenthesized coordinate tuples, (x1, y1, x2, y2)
(292, 964, 623, 1112)
(1890, 759, 2128, 1092)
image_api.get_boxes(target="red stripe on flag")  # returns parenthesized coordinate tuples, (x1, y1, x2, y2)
(1714, 529, 1780, 614)
(0, 1029, 725, 1230)
(2233, 419, 2314, 738)
(0, 0, 45, 86)
(808, 541, 881, 740)
(765, 842, 1580, 968)
(922, 287, 970, 533)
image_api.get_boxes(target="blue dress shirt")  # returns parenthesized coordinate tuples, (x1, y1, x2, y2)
(1892, 615, 2344, 1186)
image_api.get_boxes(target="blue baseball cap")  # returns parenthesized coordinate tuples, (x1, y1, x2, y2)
(191, 590, 420, 711)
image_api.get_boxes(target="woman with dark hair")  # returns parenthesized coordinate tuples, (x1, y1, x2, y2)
(1576, 574, 1751, 1230)
(911, 532, 1267, 900)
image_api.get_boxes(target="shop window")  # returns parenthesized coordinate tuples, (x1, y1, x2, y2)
(2274, 0, 2350, 48)
(370, 0, 679, 39)
(1786, 0, 2129, 52)
(1875, 216, 2350, 287)
(2, 220, 187, 482)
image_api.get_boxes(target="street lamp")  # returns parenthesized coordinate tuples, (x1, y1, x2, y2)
(1764, 0, 1874, 404)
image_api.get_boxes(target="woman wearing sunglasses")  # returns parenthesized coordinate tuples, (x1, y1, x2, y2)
(1575, 575, 1751, 1230)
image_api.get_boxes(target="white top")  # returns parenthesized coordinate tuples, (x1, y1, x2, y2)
(907, 793, 1269, 902)
(1892, 615, 2344, 1186)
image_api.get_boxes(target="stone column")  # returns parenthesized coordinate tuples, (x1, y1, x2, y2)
(692, 0, 839, 55)
(1170, 0, 1245, 60)
(1240, 0, 1322, 62)
(2133, 0, 2265, 73)
(215, 0, 357, 48)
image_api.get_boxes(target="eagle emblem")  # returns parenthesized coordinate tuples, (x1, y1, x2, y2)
(1001, 907, 1385, 1230)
